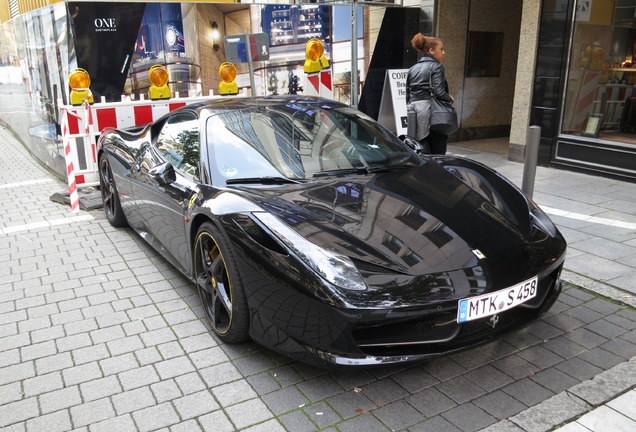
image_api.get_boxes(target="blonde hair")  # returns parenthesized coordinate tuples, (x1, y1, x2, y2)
(411, 33, 442, 54)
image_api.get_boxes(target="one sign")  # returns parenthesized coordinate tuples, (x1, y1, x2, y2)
(223, 33, 270, 64)
(377, 69, 409, 136)
(68, 1, 146, 101)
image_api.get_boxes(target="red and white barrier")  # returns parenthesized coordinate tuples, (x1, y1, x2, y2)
(61, 108, 82, 213)
(305, 69, 333, 99)
(58, 95, 214, 188)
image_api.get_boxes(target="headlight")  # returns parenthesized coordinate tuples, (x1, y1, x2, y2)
(252, 212, 367, 291)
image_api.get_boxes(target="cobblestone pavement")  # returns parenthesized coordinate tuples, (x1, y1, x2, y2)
(1, 126, 635, 432)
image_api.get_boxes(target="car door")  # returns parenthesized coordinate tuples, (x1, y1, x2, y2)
(130, 111, 200, 274)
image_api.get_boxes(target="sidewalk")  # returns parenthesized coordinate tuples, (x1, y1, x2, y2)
(451, 138, 636, 432)
(1, 126, 635, 432)
(451, 138, 636, 302)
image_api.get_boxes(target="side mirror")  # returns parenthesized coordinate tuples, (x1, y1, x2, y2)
(398, 134, 430, 155)
(149, 162, 177, 185)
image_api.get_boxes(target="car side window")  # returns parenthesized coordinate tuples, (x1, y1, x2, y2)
(155, 112, 200, 181)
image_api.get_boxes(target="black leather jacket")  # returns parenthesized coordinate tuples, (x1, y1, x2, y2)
(406, 55, 453, 105)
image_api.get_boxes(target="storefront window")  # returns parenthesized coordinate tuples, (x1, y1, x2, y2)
(0, 4, 70, 178)
(128, 3, 200, 98)
(254, 4, 365, 104)
(562, 0, 636, 143)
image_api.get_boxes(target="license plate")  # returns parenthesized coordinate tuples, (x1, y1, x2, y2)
(457, 276, 538, 323)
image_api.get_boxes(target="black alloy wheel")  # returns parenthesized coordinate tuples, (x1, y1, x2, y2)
(194, 222, 249, 343)
(99, 154, 127, 227)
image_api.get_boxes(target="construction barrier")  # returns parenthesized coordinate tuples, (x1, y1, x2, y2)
(304, 69, 334, 99)
(58, 95, 214, 189)
(61, 105, 85, 213)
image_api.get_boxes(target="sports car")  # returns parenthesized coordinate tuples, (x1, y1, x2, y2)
(97, 95, 566, 367)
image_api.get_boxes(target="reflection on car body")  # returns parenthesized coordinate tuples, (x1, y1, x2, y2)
(97, 95, 566, 367)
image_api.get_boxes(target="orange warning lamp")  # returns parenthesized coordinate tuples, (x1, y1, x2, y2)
(69, 68, 94, 106)
(304, 38, 329, 74)
(218, 62, 238, 96)
(148, 64, 171, 100)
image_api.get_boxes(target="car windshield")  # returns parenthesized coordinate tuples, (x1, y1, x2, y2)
(205, 100, 420, 183)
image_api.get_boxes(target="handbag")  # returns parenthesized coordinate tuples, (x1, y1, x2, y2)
(429, 71, 458, 135)
(406, 103, 418, 137)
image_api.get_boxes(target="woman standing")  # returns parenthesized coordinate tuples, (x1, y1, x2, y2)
(406, 34, 454, 155)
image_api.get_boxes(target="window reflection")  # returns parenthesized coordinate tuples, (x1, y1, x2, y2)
(156, 112, 200, 180)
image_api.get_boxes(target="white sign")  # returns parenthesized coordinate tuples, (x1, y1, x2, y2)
(377, 69, 409, 136)
(577, 0, 591, 21)
(557, 0, 591, 21)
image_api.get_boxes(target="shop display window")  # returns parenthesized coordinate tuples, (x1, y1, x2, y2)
(562, 0, 636, 145)
(128, 3, 200, 98)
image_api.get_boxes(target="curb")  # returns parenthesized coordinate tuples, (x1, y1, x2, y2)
(481, 271, 636, 432)
(561, 270, 636, 309)
(481, 356, 636, 432)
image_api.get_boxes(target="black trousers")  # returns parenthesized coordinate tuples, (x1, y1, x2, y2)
(421, 130, 448, 155)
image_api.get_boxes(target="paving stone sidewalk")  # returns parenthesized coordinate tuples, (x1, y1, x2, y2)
(1, 126, 635, 432)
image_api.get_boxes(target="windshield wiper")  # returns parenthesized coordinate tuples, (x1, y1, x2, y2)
(314, 164, 417, 178)
(313, 168, 368, 178)
(365, 163, 419, 173)
(225, 176, 302, 185)
(313, 162, 420, 178)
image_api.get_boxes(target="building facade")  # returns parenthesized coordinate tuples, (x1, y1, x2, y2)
(528, 0, 636, 180)
(1, 0, 632, 182)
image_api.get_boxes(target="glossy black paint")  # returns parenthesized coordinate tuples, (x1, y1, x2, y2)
(98, 96, 567, 367)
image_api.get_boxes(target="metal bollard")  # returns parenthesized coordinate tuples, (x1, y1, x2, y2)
(522, 125, 541, 198)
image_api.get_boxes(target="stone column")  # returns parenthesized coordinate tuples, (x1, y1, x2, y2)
(509, 0, 542, 162)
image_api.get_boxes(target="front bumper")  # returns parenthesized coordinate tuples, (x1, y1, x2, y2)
(247, 260, 564, 368)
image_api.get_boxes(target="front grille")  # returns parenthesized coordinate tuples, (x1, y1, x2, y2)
(354, 308, 523, 357)
(353, 314, 460, 349)
(352, 265, 564, 357)
(354, 320, 436, 343)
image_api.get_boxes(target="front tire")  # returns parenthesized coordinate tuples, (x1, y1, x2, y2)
(99, 154, 127, 227)
(194, 222, 249, 343)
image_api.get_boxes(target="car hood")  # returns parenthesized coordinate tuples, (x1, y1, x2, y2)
(235, 159, 540, 278)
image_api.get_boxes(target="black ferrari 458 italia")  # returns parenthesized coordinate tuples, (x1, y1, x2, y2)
(97, 95, 566, 367)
